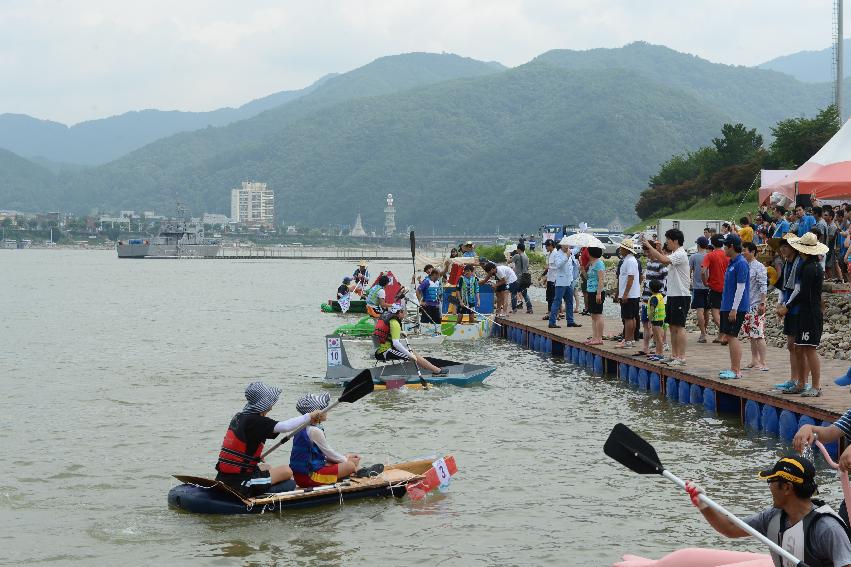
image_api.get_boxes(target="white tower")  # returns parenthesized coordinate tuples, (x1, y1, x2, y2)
(383, 193, 396, 237)
(351, 213, 366, 237)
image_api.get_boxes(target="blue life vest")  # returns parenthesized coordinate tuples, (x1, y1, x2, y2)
(289, 427, 328, 474)
(422, 279, 441, 304)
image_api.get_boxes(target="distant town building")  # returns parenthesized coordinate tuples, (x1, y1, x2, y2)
(286, 225, 298, 235)
(351, 213, 367, 237)
(202, 213, 229, 226)
(608, 217, 624, 233)
(230, 181, 275, 228)
(383, 193, 396, 237)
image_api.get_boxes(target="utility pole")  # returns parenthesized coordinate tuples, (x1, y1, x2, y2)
(836, 0, 844, 125)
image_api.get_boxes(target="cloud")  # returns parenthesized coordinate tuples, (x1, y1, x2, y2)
(0, 0, 838, 124)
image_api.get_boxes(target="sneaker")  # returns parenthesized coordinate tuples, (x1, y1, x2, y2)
(667, 359, 687, 367)
(567, 322, 582, 328)
(548, 324, 561, 328)
(542, 316, 550, 321)
(697, 337, 707, 344)
(781, 385, 805, 395)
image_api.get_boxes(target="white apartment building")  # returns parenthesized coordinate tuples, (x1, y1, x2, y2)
(230, 182, 275, 228)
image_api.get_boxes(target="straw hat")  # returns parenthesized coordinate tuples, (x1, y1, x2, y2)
(618, 238, 638, 254)
(788, 232, 829, 256)
(768, 232, 796, 250)
(358, 259, 368, 266)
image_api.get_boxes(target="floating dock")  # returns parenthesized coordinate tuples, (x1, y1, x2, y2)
(494, 306, 850, 457)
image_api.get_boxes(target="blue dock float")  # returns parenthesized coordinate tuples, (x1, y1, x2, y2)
(495, 314, 850, 456)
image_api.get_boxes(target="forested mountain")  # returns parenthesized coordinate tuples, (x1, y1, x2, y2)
(0, 150, 57, 212)
(0, 52, 502, 167)
(758, 41, 851, 83)
(3, 43, 846, 230)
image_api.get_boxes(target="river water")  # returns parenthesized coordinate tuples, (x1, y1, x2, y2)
(1, 250, 844, 566)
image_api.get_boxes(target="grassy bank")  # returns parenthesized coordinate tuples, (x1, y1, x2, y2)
(626, 191, 759, 233)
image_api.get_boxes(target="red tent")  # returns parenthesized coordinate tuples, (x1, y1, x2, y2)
(759, 119, 851, 204)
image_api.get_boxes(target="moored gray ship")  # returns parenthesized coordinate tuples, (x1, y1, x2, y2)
(116, 217, 221, 258)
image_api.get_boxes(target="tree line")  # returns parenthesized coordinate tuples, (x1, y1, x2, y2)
(635, 106, 841, 219)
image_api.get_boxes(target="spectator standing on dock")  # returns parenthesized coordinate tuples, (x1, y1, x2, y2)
(795, 205, 816, 237)
(742, 242, 768, 372)
(824, 208, 840, 281)
(690, 237, 711, 343)
(779, 233, 828, 397)
(510, 243, 533, 314)
(702, 234, 730, 342)
(528, 236, 537, 252)
(578, 246, 591, 316)
(583, 247, 606, 345)
(541, 239, 558, 319)
(547, 243, 579, 329)
(637, 240, 668, 356)
(615, 239, 640, 348)
(718, 234, 750, 380)
(646, 279, 666, 361)
(643, 228, 691, 367)
(772, 206, 791, 238)
(773, 235, 810, 394)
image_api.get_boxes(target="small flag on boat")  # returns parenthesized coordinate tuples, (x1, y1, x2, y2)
(406, 456, 458, 501)
(338, 293, 351, 313)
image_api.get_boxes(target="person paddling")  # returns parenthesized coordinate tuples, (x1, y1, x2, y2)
(373, 303, 448, 375)
(352, 261, 370, 295)
(289, 392, 361, 487)
(337, 276, 353, 299)
(214, 381, 322, 497)
(685, 456, 851, 566)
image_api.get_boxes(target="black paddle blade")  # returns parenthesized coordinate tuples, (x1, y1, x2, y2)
(410, 231, 416, 257)
(339, 370, 374, 403)
(603, 423, 664, 475)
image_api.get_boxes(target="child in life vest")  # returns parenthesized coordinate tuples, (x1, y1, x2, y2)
(459, 264, 479, 322)
(289, 392, 361, 487)
(647, 279, 667, 360)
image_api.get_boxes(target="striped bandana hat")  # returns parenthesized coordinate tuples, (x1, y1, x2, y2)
(242, 381, 282, 414)
(296, 392, 331, 415)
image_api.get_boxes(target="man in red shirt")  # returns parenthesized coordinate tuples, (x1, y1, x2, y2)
(701, 234, 729, 343)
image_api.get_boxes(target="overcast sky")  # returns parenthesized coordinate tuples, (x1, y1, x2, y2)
(0, 0, 842, 124)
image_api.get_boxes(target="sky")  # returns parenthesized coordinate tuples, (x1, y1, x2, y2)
(0, 0, 842, 124)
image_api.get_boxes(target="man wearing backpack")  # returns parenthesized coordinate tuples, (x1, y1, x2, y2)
(685, 456, 851, 566)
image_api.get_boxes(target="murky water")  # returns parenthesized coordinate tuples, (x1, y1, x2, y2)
(1, 250, 845, 566)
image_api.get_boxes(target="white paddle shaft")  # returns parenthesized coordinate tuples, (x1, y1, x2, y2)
(260, 399, 341, 460)
(662, 470, 805, 566)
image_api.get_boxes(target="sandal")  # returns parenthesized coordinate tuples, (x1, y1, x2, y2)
(800, 387, 822, 397)
(697, 337, 707, 344)
(584, 339, 603, 346)
(719, 370, 740, 379)
(781, 385, 805, 395)
(632, 351, 648, 356)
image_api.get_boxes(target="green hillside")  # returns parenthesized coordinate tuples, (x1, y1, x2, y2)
(6, 44, 846, 232)
(0, 149, 57, 211)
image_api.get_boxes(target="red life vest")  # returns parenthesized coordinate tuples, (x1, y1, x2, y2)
(215, 412, 264, 476)
(373, 312, 394, 344)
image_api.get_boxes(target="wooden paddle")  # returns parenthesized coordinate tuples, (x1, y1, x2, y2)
(260, 370, 374, 460)
(410, 230, 421, 328)
(603, 423, 809, 567)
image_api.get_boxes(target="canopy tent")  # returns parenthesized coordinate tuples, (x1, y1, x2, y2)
(759, 119, 851, 205)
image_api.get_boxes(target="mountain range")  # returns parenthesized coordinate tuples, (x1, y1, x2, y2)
(0, 42, 845, 231)
(758, 40, 851, 83)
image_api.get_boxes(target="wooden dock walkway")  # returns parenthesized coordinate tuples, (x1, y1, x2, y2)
(494, 305, 851, 436)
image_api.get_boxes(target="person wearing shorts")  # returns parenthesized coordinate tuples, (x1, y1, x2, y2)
(702, 234, 729, 342)
(583, 247, 606, 345)
(780, 233, 828, 397)
(718, 235, 750, 379)
(690, 237, 711, 342)
(742, 242, 768, 371)
(290, 392, 360, 488)
(643, 228, 691, 366)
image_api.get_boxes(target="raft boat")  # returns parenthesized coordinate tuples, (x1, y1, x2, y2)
(324, 335, 496, 388)
(168, 458, 448, 515)
(324, 299, 368, 313)
(331, 316, 492, 342)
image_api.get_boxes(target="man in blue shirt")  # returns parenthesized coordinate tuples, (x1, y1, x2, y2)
(547, 244, 580, 329)
(719, 234, 750, 379)
(795, 205, 816, 237)
(772, 206, 790, 238)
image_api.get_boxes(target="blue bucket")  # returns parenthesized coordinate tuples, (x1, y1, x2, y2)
(689, 383, 702, 405)
(628, 366, 639, 387)
(637, 369, 649, 391)
(761, 405, 779, 435)
(619, 363, 628, 381)
(703, 388, 716, 413)
(649, 372, 661, 393)
(779, 410, 798, 442)
(678, 381, 689, 404)
(744, 400, 761, 430)
(666, 377, 677, 400)
(593, 355, 603, 376)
